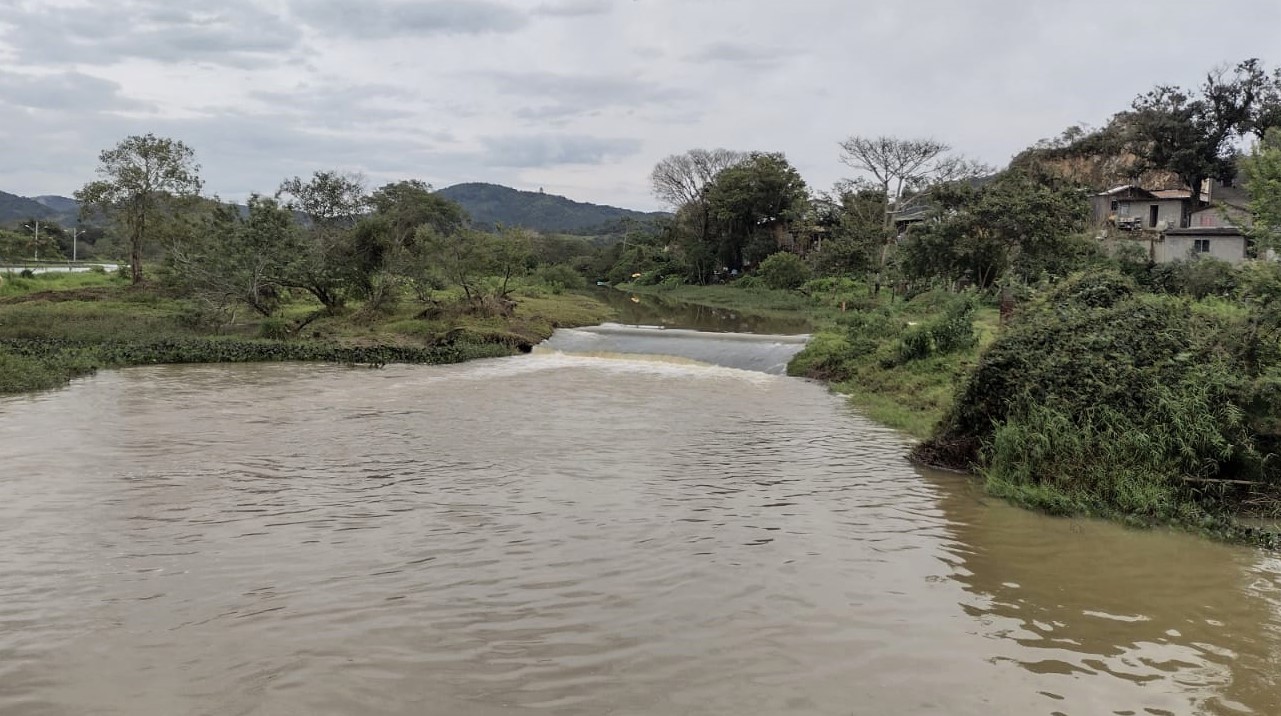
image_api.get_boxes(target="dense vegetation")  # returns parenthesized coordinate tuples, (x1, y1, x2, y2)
(612, 58, 1281, 544)
(1, 146, 617, 393)
(6, 57, 1281, 543)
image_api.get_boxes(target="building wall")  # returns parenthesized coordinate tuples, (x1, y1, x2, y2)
(1158, 235, 1247, 264)
(1190, 204, 1251, 228)
(1116, 199, 1185, 228)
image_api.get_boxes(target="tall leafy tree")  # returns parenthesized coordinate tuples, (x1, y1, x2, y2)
(705, 152, 809, 272)
(1127, 59, 1274, 217)
(75, 133, 203, 284)
(899, 171, 1090, 288)
(369, 180, 468, 246)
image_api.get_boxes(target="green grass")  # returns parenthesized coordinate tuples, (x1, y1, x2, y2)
(0, 279, 615, 396)
(0, 270, 124, 298)
(618, 282, 834, 319)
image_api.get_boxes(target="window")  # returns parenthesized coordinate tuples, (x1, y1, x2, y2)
(1110, 200, 1119, 211)
(1194, 239, 1211, 254)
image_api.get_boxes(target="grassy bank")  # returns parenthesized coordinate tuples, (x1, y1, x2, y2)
(620, 280, 996, 439)
(0, 271, 613, 395)
(618, 282, 827, 318)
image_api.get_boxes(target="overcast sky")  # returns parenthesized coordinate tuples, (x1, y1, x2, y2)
(1, 0, 1279, 210)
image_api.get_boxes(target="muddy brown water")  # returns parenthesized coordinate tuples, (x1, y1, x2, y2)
(1, 322, 1279, 715)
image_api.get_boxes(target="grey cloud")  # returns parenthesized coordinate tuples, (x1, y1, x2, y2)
(691, 42, 793, 68)
(479, 134, 642, 168)
(0, 1, 302, 68)
(532, 0, 614, 18)
(0, 71, 148, 112)
(482, 71, 692, 110)
(291, 0, 528, 39)
(250, 82, 421, 129)
(513, 104, 599, 125)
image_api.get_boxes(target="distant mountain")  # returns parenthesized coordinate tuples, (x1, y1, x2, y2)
(0, 192, 83, 227)
(0, 191, 59, 226)
(4, 183, 668, 236)
(436, 183, 666, 235)
(34, 195, 80, 217)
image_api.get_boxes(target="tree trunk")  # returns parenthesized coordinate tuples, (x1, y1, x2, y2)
(131, 211, 145, 284)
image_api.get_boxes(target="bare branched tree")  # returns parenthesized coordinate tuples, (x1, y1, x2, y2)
(838, 136, 988, 292)
(650, 149, 747, 259)
(650, 148, 746, 209)
(838, 136, 988, 230)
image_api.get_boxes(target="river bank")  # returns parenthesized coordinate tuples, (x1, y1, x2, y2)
(618, 279, 1281, 549)
(0, 271, 613, 395)
(619, 281, 999, 438)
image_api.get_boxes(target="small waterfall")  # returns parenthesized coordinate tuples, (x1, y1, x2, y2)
(537, 323, 810, 375)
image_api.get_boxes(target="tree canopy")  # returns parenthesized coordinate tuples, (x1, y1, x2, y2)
(75, 133, 203, 283)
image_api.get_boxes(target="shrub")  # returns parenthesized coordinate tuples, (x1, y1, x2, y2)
(258, 317, 292, 340)
(787, 333, 859, 381)
(892, 296, 976, 364)
(918, 271, 1281, 518)
(88, 265, 107, 275)
(534, 264, 587, 294)
(756, 252, 811, 291)
(19, 269, 34, 279)
(1043, 269, 1136, 308)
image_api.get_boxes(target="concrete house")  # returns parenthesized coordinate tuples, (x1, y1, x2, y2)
(1096, 180, 1252, 264)
(1092, 185, 1195, 230)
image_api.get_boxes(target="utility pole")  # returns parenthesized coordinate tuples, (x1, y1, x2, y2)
(70, 226, 82, 263)
(23, 220, 40, 261)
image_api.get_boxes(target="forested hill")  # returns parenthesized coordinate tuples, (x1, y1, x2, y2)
(436, 183, 667, 235)
(0, 191, 59, 226)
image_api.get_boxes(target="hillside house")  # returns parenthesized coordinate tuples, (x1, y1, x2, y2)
(1098, 180, 1252, 264)
(1092, 185, 1198, 230)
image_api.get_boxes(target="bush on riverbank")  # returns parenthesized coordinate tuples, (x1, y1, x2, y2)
(917, 269, 1281, 522)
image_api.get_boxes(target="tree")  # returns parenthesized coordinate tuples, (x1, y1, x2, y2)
(808, 186, 886, 277)
(1243, 128, 1281, 252)
(838, 136, 987, 291)
(838, 136, 988, 230)
(75, 133, 203, 284)
(275, 171, 369, 309)
(1127, 59, 1275, 219)
(345, 180, 471, 309)
(417, 227, 531, 314)
(165, 196, 302, 319)
(899, 170, 1090, 288)
(705, 152, 809, 272)
(369, 180, 468, 246)
(650, 148, 746, 209)
(650, 148, 746, 268)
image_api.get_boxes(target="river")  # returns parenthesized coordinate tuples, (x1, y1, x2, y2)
(1, 294, 1279, 715)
